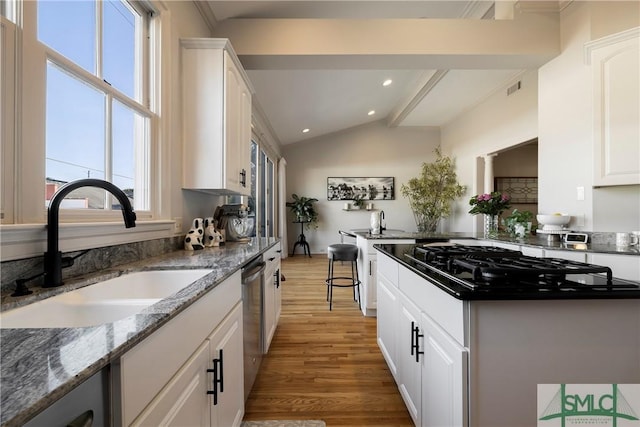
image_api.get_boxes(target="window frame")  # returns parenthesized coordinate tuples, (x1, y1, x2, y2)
(41, 0, 153, 216)
(0, 0, 174, 261)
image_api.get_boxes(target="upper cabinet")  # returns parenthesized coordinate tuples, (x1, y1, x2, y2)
(181, 39, 253, 195)
(587, 28, 640, 187)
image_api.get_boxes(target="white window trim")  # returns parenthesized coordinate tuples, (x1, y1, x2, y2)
(1, 15, 17, 224)
(0, 1, 176, 262)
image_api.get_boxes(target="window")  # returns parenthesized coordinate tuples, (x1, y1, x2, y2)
(38, 0, 152, 211)
(249, 139, 277, 238)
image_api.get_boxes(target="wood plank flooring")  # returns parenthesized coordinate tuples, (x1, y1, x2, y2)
(244, 256, 413, 427)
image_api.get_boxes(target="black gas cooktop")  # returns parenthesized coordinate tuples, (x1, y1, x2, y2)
(387, 243, 640, 299)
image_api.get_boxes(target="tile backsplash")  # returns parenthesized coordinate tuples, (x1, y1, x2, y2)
(1, 237, 183, 295)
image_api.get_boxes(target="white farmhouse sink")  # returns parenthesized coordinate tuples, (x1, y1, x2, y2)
(0, 269, 212, 329)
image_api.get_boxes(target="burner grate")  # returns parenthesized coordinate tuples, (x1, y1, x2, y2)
(453, 256, 613, 285)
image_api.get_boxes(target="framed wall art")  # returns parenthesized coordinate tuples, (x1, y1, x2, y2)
(327, 177, 394, 201)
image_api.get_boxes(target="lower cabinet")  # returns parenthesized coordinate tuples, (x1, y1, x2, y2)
(376, 271, 398, 379)
(378, 256, 467, 427)
(117, 271, 244, 427)
(263, 243, 282, 353)
(131, 305, 243, 427)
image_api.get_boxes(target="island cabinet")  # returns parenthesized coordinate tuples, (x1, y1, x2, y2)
(181, 38, 252, 195)
(376, 251, 640, 427)
(356, 235, 414, 316)
(114, 271, 244, 427)
(263, 242, 282, 353)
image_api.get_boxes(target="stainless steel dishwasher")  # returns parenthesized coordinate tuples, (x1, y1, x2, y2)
(242, 254, 266, 401)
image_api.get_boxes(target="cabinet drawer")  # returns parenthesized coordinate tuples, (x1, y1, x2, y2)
(377, 252, 399, 287)
(120, 271, 241, 426)
(399, 266, 465, 345)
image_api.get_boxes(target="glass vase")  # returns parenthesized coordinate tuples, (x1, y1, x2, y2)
(484, 214, 499, 238)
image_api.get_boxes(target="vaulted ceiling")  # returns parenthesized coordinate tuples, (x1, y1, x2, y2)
(197, 1, 561, 145)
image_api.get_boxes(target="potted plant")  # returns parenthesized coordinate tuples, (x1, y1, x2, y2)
(400, 148, 466, 232)
(352, 194, 365, 210)
(468, 192, 511, 237)
(286, 193, 319, 229)
(502, 209, 534, 238)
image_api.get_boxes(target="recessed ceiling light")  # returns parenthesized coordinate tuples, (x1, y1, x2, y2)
(382, 79, 393, 87)
(302, 128, 310, 133)
(368, 110, 376, 116)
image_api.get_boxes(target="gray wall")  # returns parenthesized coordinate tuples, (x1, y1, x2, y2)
(282, 120, 440, 254)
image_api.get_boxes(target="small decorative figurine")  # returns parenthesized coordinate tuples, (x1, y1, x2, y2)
(184, 217, 205, 250)
(204, 217, 222, 247)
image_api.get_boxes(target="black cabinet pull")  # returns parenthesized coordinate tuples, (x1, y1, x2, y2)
(67, 410, 93, 427)
(269, 257, 276, 261)
(410, 321, 424, 363)
(207, 348, 224, 405)
(240, 169, 247, 187)
(274, 269, 280, 288)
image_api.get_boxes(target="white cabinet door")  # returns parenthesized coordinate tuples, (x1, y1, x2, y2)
(208, 303, 245, 427)
(587, 252, 640, 281)
(263, 243, 282, 353)
(131, 342, 211, 427)
(376, 271, 399, 380)
(223, 51, 251, 194)
(397, 291, 423, 426)
(181, 39, 252, 195)
(421, 313, 467, 427)
(590, 30, 640, 186)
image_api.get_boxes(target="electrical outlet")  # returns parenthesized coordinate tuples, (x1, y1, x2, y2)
(576, 186, 585, 201)
(173, 217, 183, 233)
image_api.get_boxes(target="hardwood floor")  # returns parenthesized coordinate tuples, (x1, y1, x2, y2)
(244, 256, 413, 427)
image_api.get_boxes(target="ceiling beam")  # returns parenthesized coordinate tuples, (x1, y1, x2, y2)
(211, 13, 559, 70)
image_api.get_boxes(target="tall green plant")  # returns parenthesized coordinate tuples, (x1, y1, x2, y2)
(400, 148, 466, 232)
(286, 194, 319, 229)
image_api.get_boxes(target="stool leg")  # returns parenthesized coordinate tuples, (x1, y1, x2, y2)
(354, 261, 361, 310)
(351, 261, 357, 302)
(328, 258, 334, 310)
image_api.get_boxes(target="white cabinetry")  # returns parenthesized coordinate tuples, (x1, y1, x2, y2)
(376, 253, 399, 380)
(263, 242, 282, 353)
(356, 236, 414, 316)
(118, 271, 244, 427)
(381, 263, 467, 427)
(587, 28, 640, 186)
(181, 39, 253, 195)
(587, 252, 640, 282)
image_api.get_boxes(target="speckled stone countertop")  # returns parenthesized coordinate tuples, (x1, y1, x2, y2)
(0, 237, 279, 427)
(349, 230, 640, 256)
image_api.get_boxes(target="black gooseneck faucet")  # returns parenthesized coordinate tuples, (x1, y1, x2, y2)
(44, 179, 137, 288)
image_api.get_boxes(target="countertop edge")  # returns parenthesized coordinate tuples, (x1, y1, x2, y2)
(0, 238, 280, 427)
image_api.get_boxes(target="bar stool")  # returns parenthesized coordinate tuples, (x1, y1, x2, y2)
(326, 243, 361, 310)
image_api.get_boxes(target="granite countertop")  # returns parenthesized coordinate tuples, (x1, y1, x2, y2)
(349, 230, 640, 256)
(0, 237, 279, 427)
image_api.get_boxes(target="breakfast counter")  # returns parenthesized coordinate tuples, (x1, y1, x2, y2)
(0, 237, 279, 427)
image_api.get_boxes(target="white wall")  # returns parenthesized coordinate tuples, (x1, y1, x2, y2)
(282, 120, 440, 254)
(441, 70, 539, 233)
(538, 1, 640, 232)
(440, 1, 639, 234)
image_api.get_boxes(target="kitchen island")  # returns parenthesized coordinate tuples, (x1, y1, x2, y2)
(351, 230, 640, 316)
(375, 243, 640, 427)
(0, 238, 279, 427)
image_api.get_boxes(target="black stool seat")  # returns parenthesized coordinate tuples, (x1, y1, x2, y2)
(326, 243, 360, 310)
(327, 243, 358, 261)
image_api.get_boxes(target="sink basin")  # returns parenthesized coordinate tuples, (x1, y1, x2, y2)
(0, 269, 212, 329)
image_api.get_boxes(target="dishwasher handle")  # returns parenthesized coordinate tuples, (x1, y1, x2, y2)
(242, 261, 266, 283)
